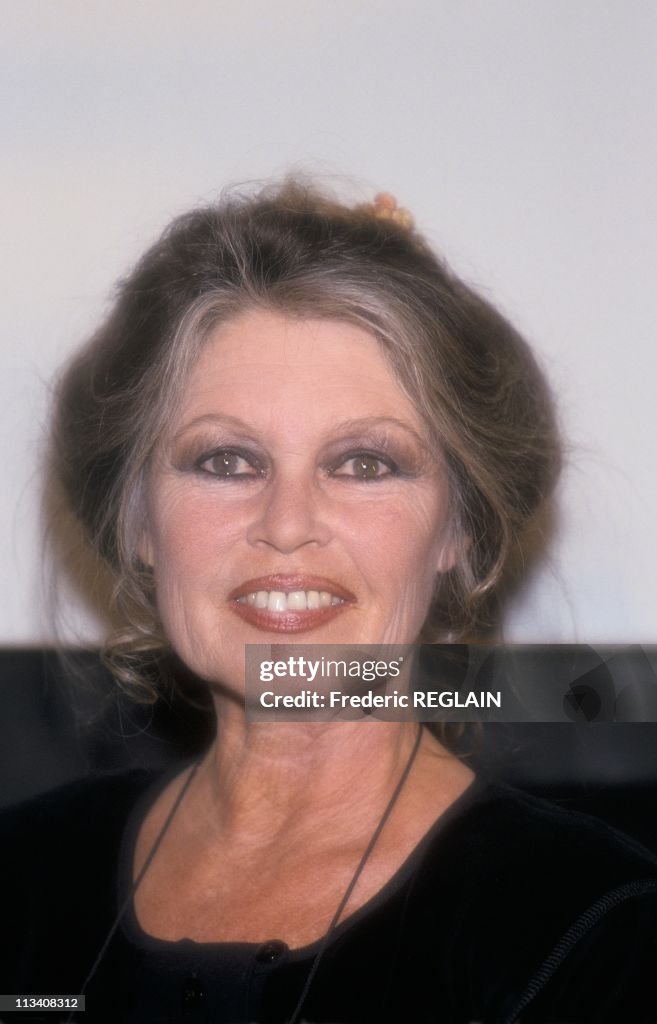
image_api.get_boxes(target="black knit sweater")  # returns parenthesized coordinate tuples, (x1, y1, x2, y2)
(2, 769, 657, 1023)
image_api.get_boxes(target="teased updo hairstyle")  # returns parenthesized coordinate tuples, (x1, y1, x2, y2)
(52, 178, 560, 700)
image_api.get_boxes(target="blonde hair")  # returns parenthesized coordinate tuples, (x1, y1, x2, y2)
(51, 178, 560, 701)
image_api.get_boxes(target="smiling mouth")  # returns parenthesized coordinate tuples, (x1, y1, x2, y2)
(238, 588, 343, 611)
(228, 575, 354, 634)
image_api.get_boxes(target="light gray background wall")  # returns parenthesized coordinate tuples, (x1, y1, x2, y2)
(2, 0, 656, 645)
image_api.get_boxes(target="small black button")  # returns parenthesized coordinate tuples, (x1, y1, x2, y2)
(182, 975, 205, 1007)
(255, 939, 289, 963)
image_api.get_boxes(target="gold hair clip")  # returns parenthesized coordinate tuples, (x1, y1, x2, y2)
(367, 192, 415, 230)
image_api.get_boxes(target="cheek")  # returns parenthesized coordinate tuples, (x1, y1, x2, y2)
(146, 483, 240, 574)
(345, 491, 452, 591)
(145, 502, 236, 678)
(144, 492, 232, 645)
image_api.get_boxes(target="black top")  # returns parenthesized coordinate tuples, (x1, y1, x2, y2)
(2, 768, 657, 1024)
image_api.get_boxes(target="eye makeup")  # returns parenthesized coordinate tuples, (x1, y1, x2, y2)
(327, 449, 398, 480)
(320, 428, 435, 481)
(168, 430, 268, 475)
(165, 417, 438, 483)
(196, 448, 266, 478)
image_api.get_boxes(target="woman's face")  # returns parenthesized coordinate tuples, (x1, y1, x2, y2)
(142, 310, 456, 691)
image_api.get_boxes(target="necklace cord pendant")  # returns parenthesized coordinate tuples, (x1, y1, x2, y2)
(66, 759, 201, 1022)
(287, 725, 424, 1024)
(69, 727, 423, 1024)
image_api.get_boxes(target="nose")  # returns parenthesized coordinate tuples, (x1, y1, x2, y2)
(246, 471, 332, 553)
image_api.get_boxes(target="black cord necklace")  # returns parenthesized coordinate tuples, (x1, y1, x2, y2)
(69, 725, 423, 1024)
(68, 757, 202, 1022)
(287, 724, 423, 1024)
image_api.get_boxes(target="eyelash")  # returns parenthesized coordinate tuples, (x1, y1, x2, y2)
(328, 450, 398, 481)
(193, 447, 400, 481)
(194, 448, 265, 479)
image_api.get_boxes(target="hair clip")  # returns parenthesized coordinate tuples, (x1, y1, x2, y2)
(367, 192, 415, 230)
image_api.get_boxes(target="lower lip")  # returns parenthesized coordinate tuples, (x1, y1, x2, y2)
(229, 601, 350, 634)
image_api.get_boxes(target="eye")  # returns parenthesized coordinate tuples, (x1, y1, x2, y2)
(195, 449, 263, 478)
(332, 452, 396, 480)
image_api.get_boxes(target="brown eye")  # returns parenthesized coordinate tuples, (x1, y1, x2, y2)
(335, 454, 394, 480)
(197, 450, 260, 477)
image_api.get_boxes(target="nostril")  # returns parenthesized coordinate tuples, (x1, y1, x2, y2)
(246, 481, 332, 553)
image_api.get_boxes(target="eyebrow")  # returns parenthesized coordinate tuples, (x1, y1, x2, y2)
(172, 414, 429, 447)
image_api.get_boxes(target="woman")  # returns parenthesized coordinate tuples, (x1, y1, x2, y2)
(2, 181, 656, 1024)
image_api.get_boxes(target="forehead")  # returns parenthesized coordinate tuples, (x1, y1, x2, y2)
(176, 310, 423, 427)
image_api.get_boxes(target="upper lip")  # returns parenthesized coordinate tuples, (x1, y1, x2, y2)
(228, 575, 356, 602)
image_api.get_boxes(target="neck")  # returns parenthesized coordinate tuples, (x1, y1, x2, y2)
(196, 693, 429, 846)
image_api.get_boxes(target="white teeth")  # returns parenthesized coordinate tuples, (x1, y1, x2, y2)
(236, 588, 345, 613)
(267, 591, 287, 612)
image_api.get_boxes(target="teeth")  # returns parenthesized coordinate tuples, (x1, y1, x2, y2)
(236, 589, 345, 613)
(267, 591, 287, 612)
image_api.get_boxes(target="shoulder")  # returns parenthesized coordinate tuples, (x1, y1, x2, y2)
(0, 768, 157, 848)
(430, 778, 657, 928)
(444, 779, 657, 877)
(409, 780, 657, 1020)
(0, 769, 161, 908)
(0, 768, 165, 992)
